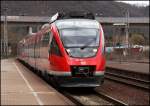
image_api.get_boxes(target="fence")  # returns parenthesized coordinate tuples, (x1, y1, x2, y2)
(105, 42, 149, 63)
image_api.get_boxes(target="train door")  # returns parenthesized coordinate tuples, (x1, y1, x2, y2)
(25, 42, 29, 63)
(33, 36, 36, 69)
(48, 33, 62, 70)
(34, 35, 41, 70)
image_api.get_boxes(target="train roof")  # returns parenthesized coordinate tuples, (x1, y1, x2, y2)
(54, 19, 100, 29)
(50, 11, 95, 23)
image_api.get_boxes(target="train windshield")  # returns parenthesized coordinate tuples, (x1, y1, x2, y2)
(59, 28, 99, 48)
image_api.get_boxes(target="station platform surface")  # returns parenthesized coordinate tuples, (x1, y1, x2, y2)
(106, 60, 149, 74)
(1, 58, 74, 105)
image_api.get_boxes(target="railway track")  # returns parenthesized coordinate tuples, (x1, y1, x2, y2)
(105, 71, 150, 91)
(132, 61, 149, 64)
(60, 89, 128, 105)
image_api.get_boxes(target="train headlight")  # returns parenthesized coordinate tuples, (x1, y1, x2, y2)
(93, 48, 97, 52)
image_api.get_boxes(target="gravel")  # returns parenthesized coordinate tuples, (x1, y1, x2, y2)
(95, 79, 149, 105)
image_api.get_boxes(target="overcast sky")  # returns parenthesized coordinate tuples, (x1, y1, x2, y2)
(116, 1, 149, 7)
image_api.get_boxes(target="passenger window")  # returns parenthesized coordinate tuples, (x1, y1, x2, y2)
(50, 37, 62, 56)
(42, 31, 50, 47)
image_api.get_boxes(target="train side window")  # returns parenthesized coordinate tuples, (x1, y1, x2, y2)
(50, 37, 62, 56)
(42, 31, 50, 47)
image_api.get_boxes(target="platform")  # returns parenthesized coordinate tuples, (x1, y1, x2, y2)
(1, 58, 74, 105)
(106, 61, 149, 74)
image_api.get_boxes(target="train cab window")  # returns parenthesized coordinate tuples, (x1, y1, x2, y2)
(42, 31, 50, 47)
(50, 38, 62, 56)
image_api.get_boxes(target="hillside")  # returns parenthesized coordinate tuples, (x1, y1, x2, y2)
(1, 1, 149, 17)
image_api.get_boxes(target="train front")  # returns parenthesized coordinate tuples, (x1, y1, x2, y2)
(51, 18, 106, 87)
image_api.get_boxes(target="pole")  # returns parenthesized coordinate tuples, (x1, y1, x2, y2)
(127, 10, 130, 57)
(4, 7, 8, 58)
(1, 39, 3, 58)
(125, 9, 129, 58)
(4, 9, 6, 57)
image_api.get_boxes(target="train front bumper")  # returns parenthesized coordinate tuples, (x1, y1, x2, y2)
(54, 75, 104, 87)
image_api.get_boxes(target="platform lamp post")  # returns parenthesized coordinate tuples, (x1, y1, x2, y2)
(3, 7, 8, 58)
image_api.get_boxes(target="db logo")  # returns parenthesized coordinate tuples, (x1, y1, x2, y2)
(81, 61, 86, 65)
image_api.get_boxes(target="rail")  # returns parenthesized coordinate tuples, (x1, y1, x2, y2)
(105, 71, 150, 91)
(60, 89, 128, 105)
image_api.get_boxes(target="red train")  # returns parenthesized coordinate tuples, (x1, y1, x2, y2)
(17, 12, 106, 87)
